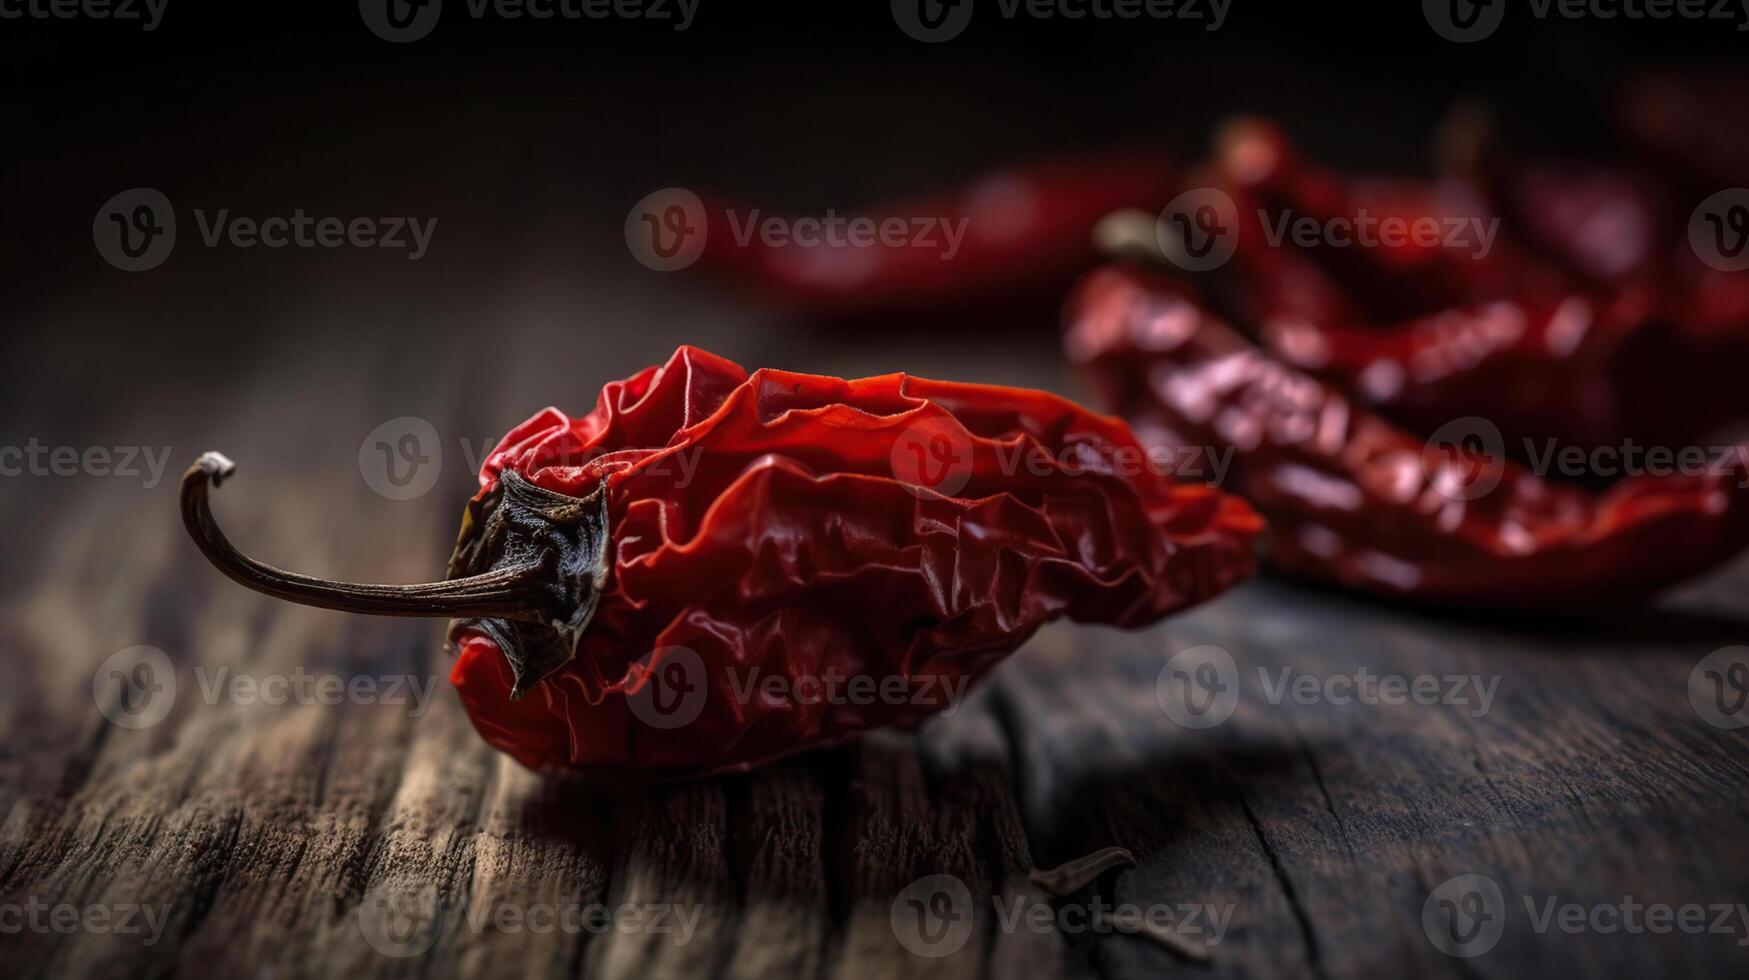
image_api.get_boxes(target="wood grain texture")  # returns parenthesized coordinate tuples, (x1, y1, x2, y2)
(3, 317, 1748, 980)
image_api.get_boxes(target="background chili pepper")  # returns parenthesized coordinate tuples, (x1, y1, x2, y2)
(693, 151, 1179, 317)
(1434, 105, 1749, 450)
(1185, 117, 1749, 459)
(1066, 264, 1749, 607)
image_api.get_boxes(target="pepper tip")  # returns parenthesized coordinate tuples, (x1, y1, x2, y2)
(195, 451, 237, 487)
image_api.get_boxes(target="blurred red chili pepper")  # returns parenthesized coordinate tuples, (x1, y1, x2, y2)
(1434, 107, 1749, 447)
(1190, 118, 1749, 455)
(182, 345, 1260, 781)
(1206, 118, 1549, 323)
(1617, 68, 1749, 192)
(696, 151, 1178, 315)
(1437, 105, 1673, 287)
(1066, 265, 1749, 606)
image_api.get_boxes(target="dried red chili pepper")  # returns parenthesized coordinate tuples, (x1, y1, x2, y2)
(181, 346, 1260, 780)
(1195, 118, 1749, 456)
(1066, 264, 1749, 606)
(1436, 105, 1672, 287)
(697, 151, 1178, 315)
(1434, 107, 1749, 447)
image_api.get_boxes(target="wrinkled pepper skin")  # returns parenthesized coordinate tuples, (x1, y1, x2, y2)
(451, 346, 1261, 779)
(1067, 265, 1749, 607)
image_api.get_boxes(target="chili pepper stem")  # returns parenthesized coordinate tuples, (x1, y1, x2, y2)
(179, 451, 553, 622)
